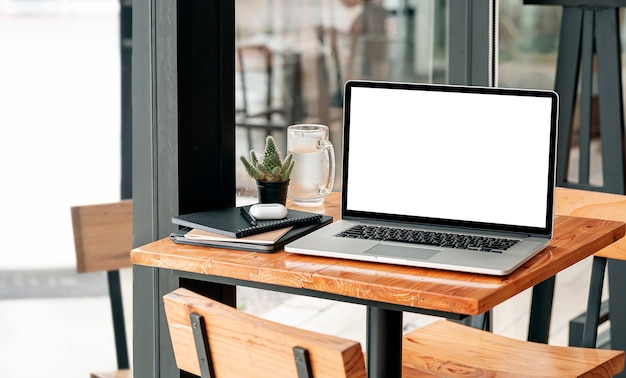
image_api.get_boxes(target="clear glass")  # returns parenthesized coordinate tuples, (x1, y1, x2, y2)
(235, 0, 448, 204)
(287, 124, 336, 206)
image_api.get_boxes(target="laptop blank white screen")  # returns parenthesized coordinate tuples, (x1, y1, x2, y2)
(345, 86, 555, 229)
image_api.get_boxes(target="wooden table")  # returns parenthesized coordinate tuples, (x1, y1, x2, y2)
(132, 192, 625, 378)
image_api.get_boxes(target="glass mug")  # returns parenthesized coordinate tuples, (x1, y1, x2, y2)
(287, 124, 335, 206)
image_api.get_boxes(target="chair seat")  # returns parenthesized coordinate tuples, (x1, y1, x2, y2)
(90, 369, 131, 378)
(402, 320, 625, 377)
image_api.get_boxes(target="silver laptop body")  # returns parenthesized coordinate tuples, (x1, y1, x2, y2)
(285, 80, 559, 276)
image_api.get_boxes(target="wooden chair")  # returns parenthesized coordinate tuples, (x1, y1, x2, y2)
(163, 287, 367, 378)
(164, 287, 624, 378)
(71, 200, 133, 378)
(402, 320, 625, 377)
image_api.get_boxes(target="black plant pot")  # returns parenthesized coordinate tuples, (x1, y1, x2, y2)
(256, 180, 289, 205)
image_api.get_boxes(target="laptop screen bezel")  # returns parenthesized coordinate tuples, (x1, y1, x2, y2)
(340, 80, 559, 238)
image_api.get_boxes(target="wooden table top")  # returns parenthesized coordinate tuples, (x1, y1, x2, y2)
(131, 192, 625, 316)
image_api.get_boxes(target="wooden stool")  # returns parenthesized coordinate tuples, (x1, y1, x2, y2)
(553, 187, 626, 349)
(402, 320, 624, 377)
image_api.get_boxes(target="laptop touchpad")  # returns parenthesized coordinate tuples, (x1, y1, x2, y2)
(364, 244, 440, 260)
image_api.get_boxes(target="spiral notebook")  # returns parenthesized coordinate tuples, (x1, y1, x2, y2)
(170, 215, 332, 252)
(172, 206, 324, 238)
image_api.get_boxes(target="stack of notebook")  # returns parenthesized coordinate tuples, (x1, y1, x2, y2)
(170, 206, 333, 252)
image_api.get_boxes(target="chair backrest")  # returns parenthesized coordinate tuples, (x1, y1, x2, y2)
(163, 288, 367, 378)
(71, 200, 133, 273)
(71, 200, 133, 372)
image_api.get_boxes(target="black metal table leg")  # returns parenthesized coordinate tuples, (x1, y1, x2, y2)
(528, 275, 556, 343)
(608, 259, 626, 378)
(581, 256, 608, 348)
(464, 311, 492, 331)
(366, 307, 403, 378)
(569, 256, 608, 347)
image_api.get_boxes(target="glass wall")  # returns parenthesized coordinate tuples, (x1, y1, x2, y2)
(234, 0, 449, 201)
(498, 0, 561, 90)
(232, 0, 626, 197)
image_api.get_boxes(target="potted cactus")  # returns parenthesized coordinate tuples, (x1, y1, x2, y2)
(240, 135, 294, 204)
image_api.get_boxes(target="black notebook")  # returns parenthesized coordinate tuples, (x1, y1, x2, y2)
(170, 215, 333, 252)
(172, 206, 325, 238)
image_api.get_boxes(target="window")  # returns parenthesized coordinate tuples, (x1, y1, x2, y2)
(234, 0, 449, 202)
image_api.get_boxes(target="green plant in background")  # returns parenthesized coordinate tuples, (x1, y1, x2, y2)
(240, 135, 294, 182)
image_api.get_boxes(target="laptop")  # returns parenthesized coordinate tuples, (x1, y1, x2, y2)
(285, 80, 559, 276)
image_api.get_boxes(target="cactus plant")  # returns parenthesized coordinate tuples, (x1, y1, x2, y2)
(240, 135, 294, 182)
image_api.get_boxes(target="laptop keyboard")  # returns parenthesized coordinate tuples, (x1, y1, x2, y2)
(336, 225, 520, 253)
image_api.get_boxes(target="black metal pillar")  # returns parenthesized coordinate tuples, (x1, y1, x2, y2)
(120, 0, 132, 201)
(448, 0, 497, 86)
(132, 0, 236, 375)
(177, 0, 236, 214)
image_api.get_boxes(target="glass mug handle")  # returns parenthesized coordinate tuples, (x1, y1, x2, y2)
(317, 139, 335, 196)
